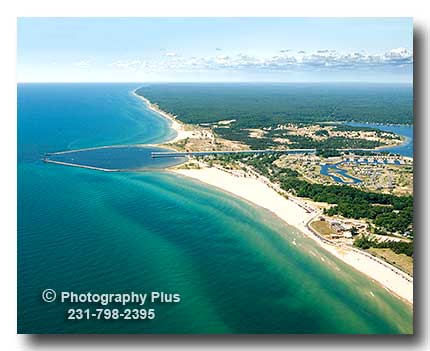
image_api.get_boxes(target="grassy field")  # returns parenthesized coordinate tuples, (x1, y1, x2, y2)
(310, 220, 336, 238)
(367, 247, 413, 276)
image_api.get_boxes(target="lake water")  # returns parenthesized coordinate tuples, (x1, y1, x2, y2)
(320, 163, 362, 184)
(18, 83, 412, 334)
(319, 122, 413, 184)
(346, 122, 413, 158)
(45, 146, 186, 171)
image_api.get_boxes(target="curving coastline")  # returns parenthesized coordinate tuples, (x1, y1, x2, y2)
(133, 90, 193, 144)
(134, 91, 413, 305)
(173, 166, 413, 304)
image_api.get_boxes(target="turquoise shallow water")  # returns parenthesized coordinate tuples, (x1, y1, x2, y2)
(18, 83, 412, 334)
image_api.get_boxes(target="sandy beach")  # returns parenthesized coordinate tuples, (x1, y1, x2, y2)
(133, 91, 194, 143)
(173, 166, 413, 304)
(135, 90, 413, 305)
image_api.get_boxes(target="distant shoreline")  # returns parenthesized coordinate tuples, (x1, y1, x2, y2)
(133, 90, 192, 144)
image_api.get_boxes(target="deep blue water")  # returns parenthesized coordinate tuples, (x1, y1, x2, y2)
(18, 83, 412, 334)
(18, 83, 176, 162)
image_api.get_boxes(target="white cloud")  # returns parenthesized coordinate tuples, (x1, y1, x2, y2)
(382, 47, 412, 64)
(108, 59, 142, 71)
(118, 48, 412, 75)
(73, 60, 90, 68)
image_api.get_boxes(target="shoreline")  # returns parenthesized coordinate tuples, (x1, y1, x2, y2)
(134, 90, 413, 158)
(133, 89, 413, 304)
(133, 90, 193, 144)
(172, 166, 413, 305)
(344, 122, 413, 157)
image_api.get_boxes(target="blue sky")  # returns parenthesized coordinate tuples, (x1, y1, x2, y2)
(17, 18, 413, 83)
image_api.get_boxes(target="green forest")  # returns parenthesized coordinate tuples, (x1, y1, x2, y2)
(209, 153, 413, 236)
(137, 83, 413, 125)
(137, 83, 411, 149)
(354, 236, 413, 257)
(214, 127, 386, 150)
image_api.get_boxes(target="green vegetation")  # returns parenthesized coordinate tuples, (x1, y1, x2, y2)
(373, 210, 413, 234)
(244, 153, 299, 179)
(350, 226, 359, 236)
(137, 83, 412, 125)
(203, 152, 413, 259)
(137, 83, 411, 149)
(330, 124, 403, 138)
(367, 247, 413, 275)
(314, 129, 330, 137)
(354, 236, 413, 257)
(140, 82, 413, 244)
(283, 179, 413, 234)
(216, 128, 385, 150)
(316, 149, 342, 158)
(210, 153, 413, 235)
(310, 220, 335, 237)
